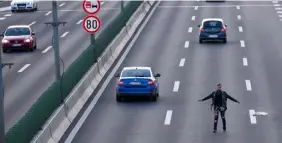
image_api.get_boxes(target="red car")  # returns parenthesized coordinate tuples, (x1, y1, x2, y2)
(1, 25, 37, 52)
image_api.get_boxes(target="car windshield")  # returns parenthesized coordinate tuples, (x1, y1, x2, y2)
(203, 21, 223, 28)
(5, 27, 30, 36)
(121, 69, 151, 77)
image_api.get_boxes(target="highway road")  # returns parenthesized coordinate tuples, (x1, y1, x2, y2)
(66, 1, 282, 143)
(0, 1, 122, 131)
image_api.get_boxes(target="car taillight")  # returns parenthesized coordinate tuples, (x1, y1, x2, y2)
(148, 80, 155, 85)
(200, 28, 204, 32)
(117, 81, 123, 86)
(221, 28, 226, 32)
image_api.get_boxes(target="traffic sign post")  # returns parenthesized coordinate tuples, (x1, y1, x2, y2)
(82, 0, 101, 15)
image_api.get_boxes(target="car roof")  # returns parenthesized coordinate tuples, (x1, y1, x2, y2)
(122, 67, 152, 70)
(7, 25, 31, 29)
(202, 18, 223, 23)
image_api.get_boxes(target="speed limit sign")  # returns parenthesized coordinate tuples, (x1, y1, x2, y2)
(82, 15, 101, 33)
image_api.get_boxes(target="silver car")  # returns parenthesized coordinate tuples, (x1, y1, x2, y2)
(11, 0, 38, 12)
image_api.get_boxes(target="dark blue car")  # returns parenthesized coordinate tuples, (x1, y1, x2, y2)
(115, 67, 161, 102)
(198, 18, 227, 43)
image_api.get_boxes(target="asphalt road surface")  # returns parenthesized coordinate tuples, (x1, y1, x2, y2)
(0, 1, 122, 131)
(68, 1, 282, 143)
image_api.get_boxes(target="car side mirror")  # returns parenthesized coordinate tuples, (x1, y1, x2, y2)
(154, 73, 161, 77)
(114, 73, 120, 77)
(32, 32, 35, 35)
(225, 24, 227, 27)
(197, 24, 200, 27)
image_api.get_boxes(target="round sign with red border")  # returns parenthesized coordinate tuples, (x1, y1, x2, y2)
(82, 0, 101, 15)
(82, 15, 101, 33)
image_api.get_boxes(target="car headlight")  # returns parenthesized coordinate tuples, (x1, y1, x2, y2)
(24, 39, 31, 42)
(2, 39, 9, 43)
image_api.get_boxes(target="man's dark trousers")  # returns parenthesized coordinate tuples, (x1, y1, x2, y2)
(213, 106, 226, 131)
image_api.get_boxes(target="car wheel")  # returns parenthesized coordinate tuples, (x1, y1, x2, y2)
(2, 49, 7, 53)
(199, 39, 203, 44)
(116, 95, 122, 102)
(151, 95, 157, 102)
(35, 4, 38, 11)
(11, 10, 15, 13)
(223, 38, 227, 43)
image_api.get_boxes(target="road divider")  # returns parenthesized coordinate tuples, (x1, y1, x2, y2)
(4, 1, 157, 143)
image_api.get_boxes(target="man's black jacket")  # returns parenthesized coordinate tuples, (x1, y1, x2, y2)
(199, 90, 239, 108)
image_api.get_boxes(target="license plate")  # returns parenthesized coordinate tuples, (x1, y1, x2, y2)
(12, 44, 21, 47)
(130, 82, 141, 85)
(209, 35, 218, 38)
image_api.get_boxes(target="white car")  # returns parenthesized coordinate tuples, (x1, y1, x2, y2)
(11, 0, 38, 12)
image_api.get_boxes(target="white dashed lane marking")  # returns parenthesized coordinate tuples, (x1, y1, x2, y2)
(4, 14, 12, 17)
(61, 32, 69, 38)
(59, 3, 65, 7)
(76, 19, 83, 24)
(273, 0, 278, 3)
(45, 11, 52, 16)
(240, 40, 245, 47)
(29, 21, 36, 26)
(164, 110, 173, 125)
(249, 109, 257, 124)
(188, 27, 193, 33)
(237, 15, 241, 20)
(42, 46, 52, 53)
(191, 16, 195, 20)
(0, 17, 6, 20)
(279, 15, 282, 18)
(173, 81, 180, 92)
(243, 58, 248, 66)
(275, 7, 282, 10)
(245, 80, 252, 91)
(236, 6, 240, 9)
(184, 41, 189, 48)
(18, 64, 31, 73)
(194, 6, 198, 10)
(277, 11, 282, 14)
(179, 58, 185, 67)
(238, 26, 243, 32)
(274, 4, 280, 6)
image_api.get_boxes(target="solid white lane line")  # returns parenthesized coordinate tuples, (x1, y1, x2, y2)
(237, 15, 241, 20)
(61, 32, 69, 38)
(18, 64, 31, 73)
(188, 27, 193, 33)
(0, 17, 6, 20)
(76, 19, 83, 24)
(277, 11, 282, 14)
(45, 11, 52, 16)
(274, 4, 280, 6)
(240, 40, 245, 47)
(184, 41, 189, 48)
(194, 6, 198, 10)
(29, 21, 36, 26)
(59, 3, 65, 7)
(245, 80, 252, 91)
(275, 7, 282, 10)
(164, 110, 173, 125)
(249, 109, 257, 124)
(236, 6, 240, 9)
(4, 14, 12, 17)
(179, 58, 185, 67)
(173, 81, 180, 92)
(42, 46, 52, 53)
(191, 16, 195, 20)
(238, 26, 243, 32)
(243, 58, 248, 66)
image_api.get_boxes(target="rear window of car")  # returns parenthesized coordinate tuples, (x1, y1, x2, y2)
(203, 21, 223, 28)
(5, 27, 30, 36)
(121, 69, 151, 77)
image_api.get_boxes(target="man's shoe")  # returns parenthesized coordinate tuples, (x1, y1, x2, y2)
(223, 127, 226, 131)
(213, 130, 216, 133)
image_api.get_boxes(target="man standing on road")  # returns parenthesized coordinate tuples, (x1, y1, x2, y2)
(198, 83, 240, 133)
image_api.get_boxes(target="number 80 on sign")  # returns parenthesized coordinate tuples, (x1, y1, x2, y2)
(82, 15, 101, 33)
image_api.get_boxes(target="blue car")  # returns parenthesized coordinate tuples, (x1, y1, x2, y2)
(198, 18, 227, 43)
(115, 67, 161, 102)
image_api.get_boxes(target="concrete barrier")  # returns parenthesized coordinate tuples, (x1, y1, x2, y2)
(30, 1, 156, 143)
